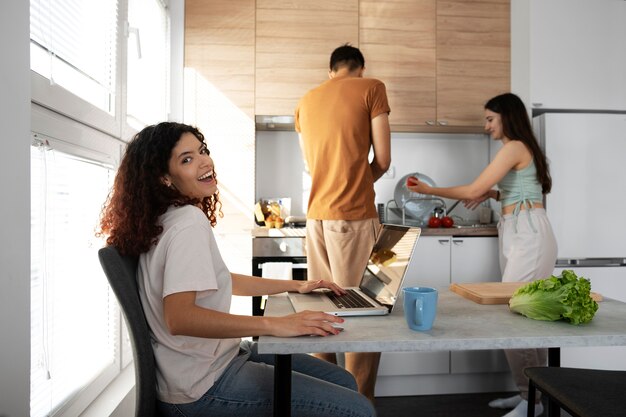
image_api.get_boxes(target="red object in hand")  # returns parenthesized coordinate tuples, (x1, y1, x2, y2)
(441, 216, 454, 228)
(428, 216, 442, 228)
(406, 176, 419, 186)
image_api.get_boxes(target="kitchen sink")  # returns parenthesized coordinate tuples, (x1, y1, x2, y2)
(453, 223, 497, 229)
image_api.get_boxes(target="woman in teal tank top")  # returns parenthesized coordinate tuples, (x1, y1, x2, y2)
(407, 93, 557, 417)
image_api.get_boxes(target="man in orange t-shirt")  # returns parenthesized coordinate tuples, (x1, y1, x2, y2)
(294, 44, 391, 402)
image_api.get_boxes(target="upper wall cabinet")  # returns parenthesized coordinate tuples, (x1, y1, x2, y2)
(530, 0, 626, 111)
(184, 0, 509, 131)
(437, 0, 510, 127)
(361, 0, 510, 131)
(360, 0, 437, 129)
(185, 0, 255, 119)
(255, 0, 359, 116)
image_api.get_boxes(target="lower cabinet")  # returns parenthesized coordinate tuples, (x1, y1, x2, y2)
(376, 235, 514, 396)
(449, 237, 509, 375)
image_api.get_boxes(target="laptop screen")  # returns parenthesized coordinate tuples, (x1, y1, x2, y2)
(360, 225, 421, 309)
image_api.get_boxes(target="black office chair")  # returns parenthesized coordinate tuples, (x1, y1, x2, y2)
(525, 366, 626, 417)
(99, 246, 159, 417)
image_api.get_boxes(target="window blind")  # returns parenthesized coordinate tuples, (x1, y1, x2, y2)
(30, 0, 119, 113)
(30, 140, 119, 417)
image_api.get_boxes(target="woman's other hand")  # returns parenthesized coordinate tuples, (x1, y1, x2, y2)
(297, 279, 347, 296)
(271, 311, 345, 337)
(463, 190, 494, 210)
(463, 197, 487, 210)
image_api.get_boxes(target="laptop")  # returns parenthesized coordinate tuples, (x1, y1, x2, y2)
(288, 224, 421, 316)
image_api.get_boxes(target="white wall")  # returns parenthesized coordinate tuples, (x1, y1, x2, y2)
(0, 1, 31, 417)
(511, 0, 531, 102)
(256, 131, 491, 223)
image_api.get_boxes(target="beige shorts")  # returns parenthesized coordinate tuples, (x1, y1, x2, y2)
(306, 218, 380, 287)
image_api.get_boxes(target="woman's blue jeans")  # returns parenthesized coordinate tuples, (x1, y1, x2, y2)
(157, 340, 376, 417)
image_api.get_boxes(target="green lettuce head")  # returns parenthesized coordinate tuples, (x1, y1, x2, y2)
(508, 270, 599, 325)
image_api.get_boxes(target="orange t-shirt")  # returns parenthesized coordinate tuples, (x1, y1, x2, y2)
(295, 75, 390, 220)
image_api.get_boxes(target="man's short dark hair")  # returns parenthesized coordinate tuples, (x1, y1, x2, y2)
(329, 44, 365, 72)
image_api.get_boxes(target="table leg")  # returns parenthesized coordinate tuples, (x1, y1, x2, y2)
(274, 354, 292, 417)
(546, 347, 560, 417)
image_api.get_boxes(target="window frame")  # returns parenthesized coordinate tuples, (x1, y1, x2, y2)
(30, 103, 125, 417)
(28, 0, 175, 416)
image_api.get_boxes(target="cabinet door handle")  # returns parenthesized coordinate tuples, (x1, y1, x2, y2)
(438, 239, 450, 245)
(426, 120, 436, 126)
(437, 120, 449, 126)
(452, 239, 464, 246)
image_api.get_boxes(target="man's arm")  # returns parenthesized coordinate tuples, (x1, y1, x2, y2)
(370, 112, 391, 182)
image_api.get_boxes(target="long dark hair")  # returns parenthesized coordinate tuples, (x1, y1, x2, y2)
(485, 93, 552, 194)
(97, 122, 222, 256)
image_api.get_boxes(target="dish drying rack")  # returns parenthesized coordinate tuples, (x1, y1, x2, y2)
(384, 197, 447, 226)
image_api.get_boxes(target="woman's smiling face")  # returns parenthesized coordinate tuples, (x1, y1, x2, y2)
(484, 109, 505, 140)
(163, 132, 217, 199)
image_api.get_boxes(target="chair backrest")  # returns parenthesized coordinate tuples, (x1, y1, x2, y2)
(98, 246, 158, 417)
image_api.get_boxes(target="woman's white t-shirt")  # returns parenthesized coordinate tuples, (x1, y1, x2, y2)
(138, 205, 240, 404)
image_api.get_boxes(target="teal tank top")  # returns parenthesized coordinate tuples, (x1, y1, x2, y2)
(498, 160, 543, 232)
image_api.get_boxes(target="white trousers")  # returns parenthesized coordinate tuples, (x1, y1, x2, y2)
(498, 208, 558, 283)
(497, 208, 558, 400)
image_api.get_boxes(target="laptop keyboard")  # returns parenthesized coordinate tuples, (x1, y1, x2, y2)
(327, 289, 374, 309)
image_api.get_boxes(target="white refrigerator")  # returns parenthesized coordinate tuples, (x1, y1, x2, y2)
(534, 112, 626, 370)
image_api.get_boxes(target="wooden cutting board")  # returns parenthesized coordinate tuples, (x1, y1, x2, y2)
(449, 282, 603, 305)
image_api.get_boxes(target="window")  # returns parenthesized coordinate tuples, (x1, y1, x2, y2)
(30, 137, 118, 417)
(28, 0, 173, 416)
(127, 0, 170, 129)
(30, 0, 119, 114)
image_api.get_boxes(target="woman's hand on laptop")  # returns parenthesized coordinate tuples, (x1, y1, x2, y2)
(268, 311, 345, 337)
(295, 279, 347, 296)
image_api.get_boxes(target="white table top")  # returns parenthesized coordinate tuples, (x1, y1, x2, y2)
(257, 288, 626, 355)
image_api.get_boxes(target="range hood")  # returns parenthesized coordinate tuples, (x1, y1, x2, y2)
(255, 115, 295, 131)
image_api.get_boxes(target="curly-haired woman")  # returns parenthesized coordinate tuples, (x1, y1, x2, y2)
(98, 122, 375, 417)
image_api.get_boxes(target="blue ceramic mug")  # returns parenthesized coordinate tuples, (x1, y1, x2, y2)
(403, 287, 438, 331)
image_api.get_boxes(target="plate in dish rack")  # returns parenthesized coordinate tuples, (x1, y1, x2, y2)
(393, 172, 437, 223)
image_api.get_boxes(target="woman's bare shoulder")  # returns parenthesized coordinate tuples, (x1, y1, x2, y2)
(502, 140, 532, 168)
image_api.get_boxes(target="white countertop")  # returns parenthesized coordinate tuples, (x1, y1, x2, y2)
(251, 226, 497, 238)
(258, 289, 626, 355)
(251, 227, 307, 238)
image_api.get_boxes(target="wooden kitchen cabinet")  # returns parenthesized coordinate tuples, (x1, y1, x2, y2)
(361, 0, 510, 131)
(255, 0, 359, 115)
(184, 0, 255, 119)
(436, 0, 510, 127)
(184, 0, 257, 213)
(185, 0, 509, 129)
(359, 0, 437, 129)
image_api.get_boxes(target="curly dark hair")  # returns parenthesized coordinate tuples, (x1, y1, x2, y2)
(97, 122, 222, 256)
